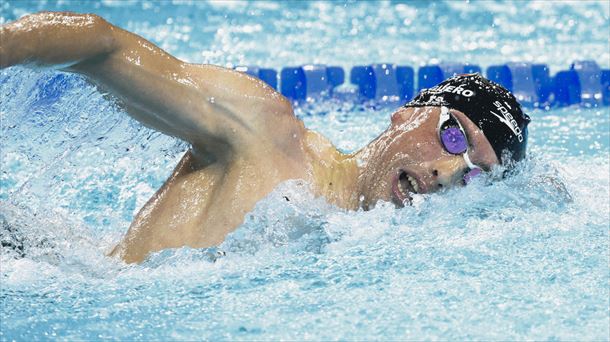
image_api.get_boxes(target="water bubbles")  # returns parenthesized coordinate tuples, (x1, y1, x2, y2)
(500, 44, 514, 55)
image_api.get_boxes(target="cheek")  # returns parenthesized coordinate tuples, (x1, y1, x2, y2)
(392, 128, 445, 161)
(412, 141, 447, 165)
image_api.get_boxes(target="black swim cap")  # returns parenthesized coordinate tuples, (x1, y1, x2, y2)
(405, 73, 531, 166)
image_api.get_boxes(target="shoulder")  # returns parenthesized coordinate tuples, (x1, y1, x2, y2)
(186, 64, 291, 108)
(185, 64, 305, 153)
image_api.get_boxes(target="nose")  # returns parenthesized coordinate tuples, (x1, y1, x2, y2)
(428, 156, 467, 190)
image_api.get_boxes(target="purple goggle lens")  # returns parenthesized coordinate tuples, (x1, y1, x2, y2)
(438, 107, 484, 185)
(440, 126, 468, 155)
(463, 167, 481, 184)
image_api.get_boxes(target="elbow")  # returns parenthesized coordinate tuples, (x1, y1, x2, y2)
(63, 12, 116, 53)
(85, 13, 116, 53)
(62, 12, 117, 57)
(19, 11, 109, 27)
(82, 12, 110, 30)
(37, 11, 116, 53)
(1, 11, 117, 69)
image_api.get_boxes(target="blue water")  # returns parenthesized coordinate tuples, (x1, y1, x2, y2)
(1, 1, 609, 340)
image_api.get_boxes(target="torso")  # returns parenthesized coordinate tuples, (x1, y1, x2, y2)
(111, 128, 316, 263)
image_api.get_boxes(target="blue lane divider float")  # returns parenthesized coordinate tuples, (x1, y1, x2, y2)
(552, 60, 606, 107)
(531, 64, 553, 106)
(234, 61, 608, 108)
(602, 69, 610, 106)
(573, 60, 603, 107)
(280, 64, 344, 100)
(553, 68, 581, 107)
(326, 66, 345, 89)
(235, 66, 278, 90)
(486, 62, 553, 107)
(418, 63, 481, 91)
(350, 63, 414, 101)
(572, 60, 604, 107)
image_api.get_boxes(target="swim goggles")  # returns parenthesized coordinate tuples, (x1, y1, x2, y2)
(438, 106, 483, 184)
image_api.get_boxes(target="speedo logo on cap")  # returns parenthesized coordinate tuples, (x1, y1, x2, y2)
(427, 83, 475, 97)
(491, 101, 524, 142)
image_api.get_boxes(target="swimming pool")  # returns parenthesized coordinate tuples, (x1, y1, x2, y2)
(1, 1, 609, 340)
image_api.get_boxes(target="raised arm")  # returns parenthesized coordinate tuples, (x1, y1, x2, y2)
(0, 12, 302, 161)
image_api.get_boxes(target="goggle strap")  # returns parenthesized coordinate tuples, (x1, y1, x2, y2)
(463, 150, 479, 170)
(438, 106, 450, 131)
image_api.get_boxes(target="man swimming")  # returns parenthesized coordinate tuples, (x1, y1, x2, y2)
(1, 12, 530, 263)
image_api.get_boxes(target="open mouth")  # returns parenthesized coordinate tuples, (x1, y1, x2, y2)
(392, 170, 419, 207)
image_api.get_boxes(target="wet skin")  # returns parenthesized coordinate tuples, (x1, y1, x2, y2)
(1, 12, 499, 263)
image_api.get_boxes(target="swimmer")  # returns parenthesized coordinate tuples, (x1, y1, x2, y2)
(0, 12, 530, 263)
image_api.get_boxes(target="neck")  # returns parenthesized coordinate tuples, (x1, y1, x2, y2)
(302, 130, 362, 210)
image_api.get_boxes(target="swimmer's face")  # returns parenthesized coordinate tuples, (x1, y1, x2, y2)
(358, 106, 499, 208)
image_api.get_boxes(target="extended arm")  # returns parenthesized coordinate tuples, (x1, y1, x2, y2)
(0, 12, 301, 160)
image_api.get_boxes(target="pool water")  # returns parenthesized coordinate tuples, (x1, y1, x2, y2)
(1, 1, 609, 340)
